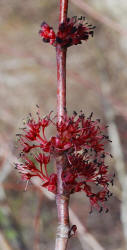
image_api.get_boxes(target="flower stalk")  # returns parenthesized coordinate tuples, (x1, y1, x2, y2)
(56, 45, 67, 122)
(55, 1, 70, 250)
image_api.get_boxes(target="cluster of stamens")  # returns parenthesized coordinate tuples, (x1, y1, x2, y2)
(39, 16, 96, 48)
(16, 109, 114, 212)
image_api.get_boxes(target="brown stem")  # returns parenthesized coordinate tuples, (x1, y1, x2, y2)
(55, 1, 70, 250)
(55, 156, 70, 250)
(59, 0, 68, 23)
(56, 45, 67, 123)
(56, 0, 68, 123)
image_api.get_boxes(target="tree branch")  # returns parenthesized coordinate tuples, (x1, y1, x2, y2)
(55, 1, 70, 250)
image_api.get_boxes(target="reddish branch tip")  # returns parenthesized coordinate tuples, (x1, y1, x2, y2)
(39, 16, 96, 48)
(16, 109, 114, 212)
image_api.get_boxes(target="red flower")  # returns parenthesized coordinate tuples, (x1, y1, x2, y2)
(16, 110, 113, 211)
(39, 17, 95, 48)
(39, 22, 56, 45)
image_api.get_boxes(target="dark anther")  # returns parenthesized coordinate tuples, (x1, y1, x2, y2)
(19, 152, 24, 157)
(40, 21, 46, 27)
(103, 135, 109, 139)
(67, 18, 70, 22)
(99, 207, 103, 213)
(72, 16, 77, 21)
(105, 208, 109, 213)
(73, 111, 77, 116)
(84, 149, 88, 153)
(90, 194, 95, 197)
(79, 23, 83, 27)
(14, 163, 18, 169)
(105, 125, 109, 128)
(96, 119, 101, 122)
(89, 31, 94, 37)
(16, 134, 22, 137)
(71, 26, 77, 33)
(43, 38, 50, 43)
(56, 36, 62, 43)
(78, 16, 83, 20)
(111, 179, 114, 186)
(101, 154, 105, 158)
(98, 162, 102, 166)
(79, 113, 85, 119)
(89, 112, 93, 119)
(83, 35, 88, 40)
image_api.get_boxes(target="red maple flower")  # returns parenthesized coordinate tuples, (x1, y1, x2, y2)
(39, 22, 56, 45)
(39, 17, 95, 48)
(16, 110, 113, 211)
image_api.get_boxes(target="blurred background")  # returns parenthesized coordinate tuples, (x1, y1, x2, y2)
(0, 0, 127, 249)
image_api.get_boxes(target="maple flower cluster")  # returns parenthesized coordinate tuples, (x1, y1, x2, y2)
(16, 110, 113, 212)
(39, 16, 96, 48)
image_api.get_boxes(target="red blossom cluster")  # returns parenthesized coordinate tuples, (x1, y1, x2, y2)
(39, 17, 95, 48)
(16, 110, 113, 212)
